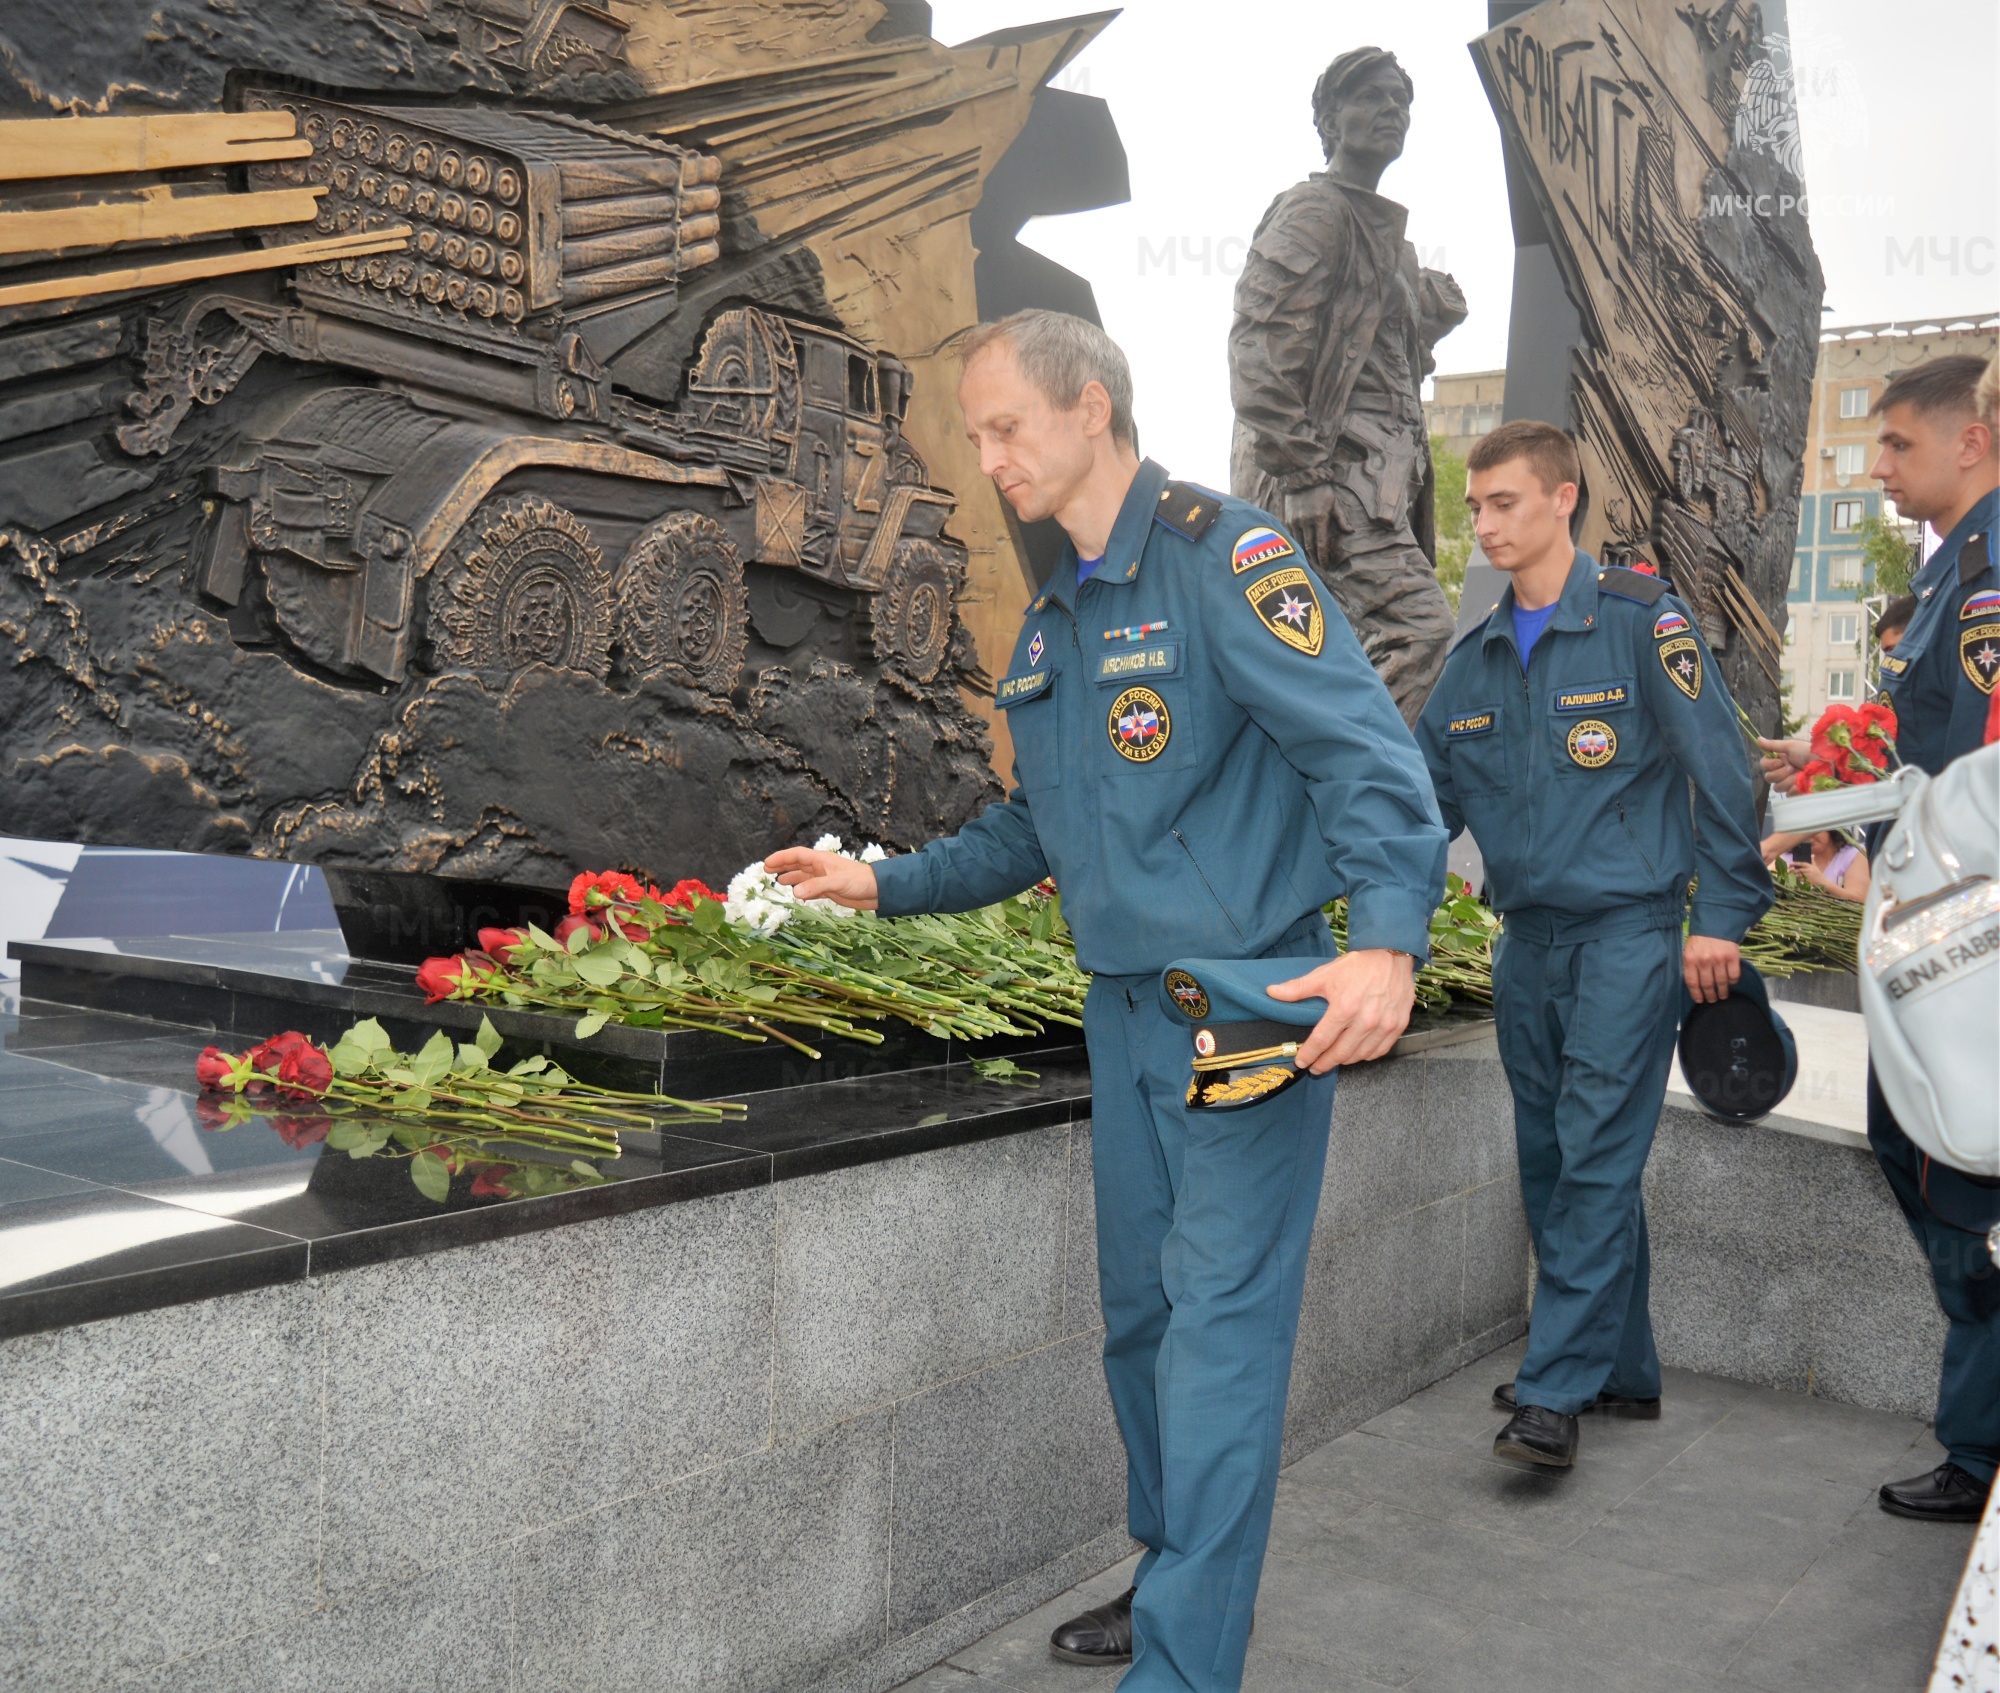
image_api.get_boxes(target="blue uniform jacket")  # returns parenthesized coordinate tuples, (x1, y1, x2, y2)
(1414, 554, 1771, 941)
(871, 458, 1447, 975)
(1878, 489, 1998, 776)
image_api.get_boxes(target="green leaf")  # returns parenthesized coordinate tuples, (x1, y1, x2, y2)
(508, 1054, 550, 1076)
(575, 1010, 609, 1040)
(654, 957, 689, 988)
(327, 1036, 373, 1079)
(474, 1015, 503, 1060)
(343, 1018, 392, 1053)
(410, 1148, 451, 1203)
(689, 897, 725, 934)
(410, 1029, 454, 1087)
(523, 923, 561, 951)
(400, 1087, 432, 1112)
(326, 1120, 369, 1151)
(565, 922, 593, 955)
(572, 950, 624, 988)
(454, 1043, 488, 1073)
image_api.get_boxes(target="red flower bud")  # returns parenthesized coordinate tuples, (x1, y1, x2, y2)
(414, 953, 493, 1003)
(476, 926, 529, 960)
(196, 1046, 235, 1090)
(469, 1166, 514, 1199)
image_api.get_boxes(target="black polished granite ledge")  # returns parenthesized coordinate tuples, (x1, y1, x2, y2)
(9, 931, 1063, 1099)
(0, 996, 1091, 1342)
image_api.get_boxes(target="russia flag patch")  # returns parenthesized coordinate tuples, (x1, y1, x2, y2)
(1231, 526, 1295, 574)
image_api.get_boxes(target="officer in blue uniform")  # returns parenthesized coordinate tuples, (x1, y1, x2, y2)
(1416, 421, 1770, 1469)
(768, 310, 1445, 1692)
(1762, 355, 1999, 1522)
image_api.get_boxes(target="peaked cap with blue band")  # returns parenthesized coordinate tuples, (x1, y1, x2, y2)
(1676, 960, 1797, 1123)
(1161, 957, 1330, 1112)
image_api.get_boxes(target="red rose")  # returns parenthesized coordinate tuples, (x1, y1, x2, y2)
(195, 1094, 236, 1130)
(196, 1046, 235, 1090)
(272, 1111, 332, 1149)
(552, 915, 603, 947)
(469, 1166, 515, 1199)
(275, 1042, 333, 1100)
(476, 926, 529, 959)
(415, 953, 492, 1003)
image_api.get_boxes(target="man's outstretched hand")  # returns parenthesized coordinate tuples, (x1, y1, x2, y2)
(1756, 736, 1810, 789)
(764, 847, 880, 910)
(1266, 948, 1416, 1073)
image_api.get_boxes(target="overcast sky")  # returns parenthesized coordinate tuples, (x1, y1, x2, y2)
(931, 0, 2000, 487)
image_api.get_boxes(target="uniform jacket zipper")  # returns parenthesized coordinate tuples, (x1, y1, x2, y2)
(1173, 827, 1247, 942)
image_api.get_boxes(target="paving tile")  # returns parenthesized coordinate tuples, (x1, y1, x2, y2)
(1569, 1440, 1875, 1595)
(1686, 1382, 1930, 1486)
(1249, 1555, 1485, 1687)
(1724, 1523, 1967, 1692)
(1284, 1426, 1675, 1551)
(1241, 1642, 1406, 1691)
(1403, 1612, 1734, 1693)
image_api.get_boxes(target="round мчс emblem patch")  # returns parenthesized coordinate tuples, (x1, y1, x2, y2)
(1165, 968, 1210, 1019)
(1566, 719, 1618, 768)
(1109, 685, 1171, 762)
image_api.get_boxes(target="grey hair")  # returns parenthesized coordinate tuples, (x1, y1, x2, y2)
(958, 309, 1137, 448)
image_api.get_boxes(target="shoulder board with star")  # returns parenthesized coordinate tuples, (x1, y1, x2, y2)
(1153, 481, 1221, 541)
(1959, 530, 1995, 586)
(1596, 566, 1671, 606)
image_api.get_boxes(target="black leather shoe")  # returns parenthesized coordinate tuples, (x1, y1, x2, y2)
(1493, 1381, 1661, 1419)
(1494, 1404, 1579, 1468)
(1050, 1587, 1134, 1665)
(1878, 1463, 1991, 1523)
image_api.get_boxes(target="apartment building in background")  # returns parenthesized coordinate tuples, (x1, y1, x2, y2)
(1423, 369, 1506, 460)
(1784, 315, 1997, 723)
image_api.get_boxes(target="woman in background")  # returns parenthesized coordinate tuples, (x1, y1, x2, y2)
(1758, 827, 1871, 903)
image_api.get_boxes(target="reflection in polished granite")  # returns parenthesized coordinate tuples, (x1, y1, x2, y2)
(0, 995, 1091, 1340)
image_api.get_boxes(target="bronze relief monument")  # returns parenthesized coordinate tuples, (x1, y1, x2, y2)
(1230, 47, 1466, 723)
(0, 0, 1126, 899)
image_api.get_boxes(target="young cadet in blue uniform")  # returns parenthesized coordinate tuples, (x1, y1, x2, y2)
(1761, 355, 2000, 1524)
(1416, 421, 1770, 1469)
(767, 310, 1446, 1692)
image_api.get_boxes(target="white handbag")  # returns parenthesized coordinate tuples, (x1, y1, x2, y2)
(1770, 746, 2000, 1178)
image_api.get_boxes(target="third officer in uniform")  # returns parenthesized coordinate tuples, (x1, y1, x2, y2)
(767, 309, 1445, 1690)
(1761, 354, 2000, 1523)
(1416, 420, 1770, 1467)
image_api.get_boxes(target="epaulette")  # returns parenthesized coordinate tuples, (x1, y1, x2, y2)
(1959, 530, 1993, 585)
(1153, 480, 1221, 541)
(1596, 566, 1671, 606)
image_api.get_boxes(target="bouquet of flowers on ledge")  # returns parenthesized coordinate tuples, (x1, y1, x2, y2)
(416, 845, 1089, 1058)
(1792, 701, 1898, 793)
(195, 1016, 743, 1203)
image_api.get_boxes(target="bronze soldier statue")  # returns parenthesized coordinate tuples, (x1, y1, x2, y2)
(1230, 46, 1465, 722)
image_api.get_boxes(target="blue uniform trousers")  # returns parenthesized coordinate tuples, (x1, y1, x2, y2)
(1867, 1073, 2000, 1485)
(1085, 914, 1336, 1693)
(1494, 903, 1683, 1414)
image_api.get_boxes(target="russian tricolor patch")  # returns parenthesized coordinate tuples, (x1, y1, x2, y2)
(1653, 609, 1691, 639)
(1232, 526, 1295, 574)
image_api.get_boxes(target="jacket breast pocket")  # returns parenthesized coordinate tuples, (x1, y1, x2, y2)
(1445, 703, 1509, 795)
(999, 667, 1063, 790)
(1548, 678, 1635, 778)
